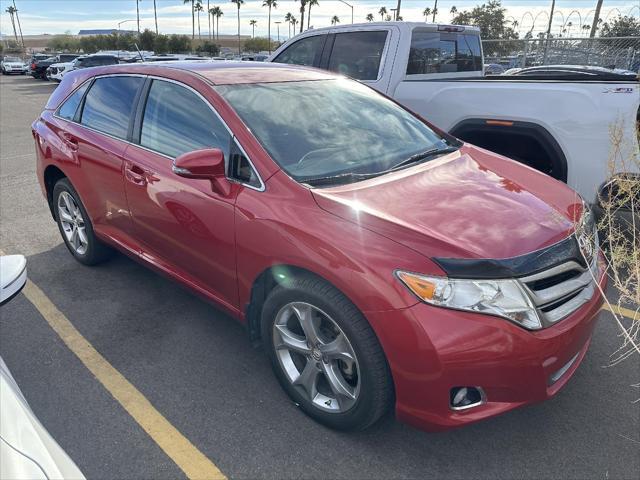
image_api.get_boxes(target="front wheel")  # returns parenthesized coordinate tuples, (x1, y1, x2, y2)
(53, 178, 113, 265)
(261, 274, 394, 431)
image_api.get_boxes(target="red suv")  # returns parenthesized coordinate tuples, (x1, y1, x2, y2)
(33, 63, 606, 432)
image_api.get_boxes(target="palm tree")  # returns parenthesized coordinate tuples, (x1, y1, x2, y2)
(306, 0, 318, 30)
(154, 0, 159, 34)
(231, 0, 244, 54)
(207, 0, 211, 40)
(331, 15, 339, 25)
(209, 7, 216, 39)
(249, 19, 257, 37)
(450, 5, 457, 15)
(566, 21, 573, 37)
(431, 0, 438, 22)
(195, 1, 204, 39)
(366, 13, 374, 22)
(136, 0, 141, 34)
(299, 0, 306, 33)
(291, 15, 298, 33)
(184, 0, 195, 39)
(422, 7, 431, 21)
(5, 6, 18, 43)
(213, 6, 223, 41)
(263, 0, 277, 53)
(284, 12, 293, 38)
(378, 6, 387, 21)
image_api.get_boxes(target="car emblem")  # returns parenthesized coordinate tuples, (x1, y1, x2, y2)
(577, 230, 594, 264)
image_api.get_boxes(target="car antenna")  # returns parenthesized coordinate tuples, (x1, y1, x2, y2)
(134, 43, 145, 63)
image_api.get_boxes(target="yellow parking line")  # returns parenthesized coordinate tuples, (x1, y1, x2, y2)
(601, 303, 639, 321)
(21, 279, 226, 480)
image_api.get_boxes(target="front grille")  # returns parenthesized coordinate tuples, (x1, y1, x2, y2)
(50, 67, 58, 74)
(519, 233, 599, 326)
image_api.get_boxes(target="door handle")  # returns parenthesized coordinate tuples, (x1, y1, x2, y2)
(125, 163, 147, 186)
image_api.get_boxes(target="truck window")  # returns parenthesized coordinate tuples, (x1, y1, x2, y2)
(327, 31, 388, 81)
(407, 29, 482, 75)
(273, 35, 324, 66)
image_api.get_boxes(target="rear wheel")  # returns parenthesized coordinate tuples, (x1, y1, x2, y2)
(261, 274, 393, 431)
(53, 178, 113, 265)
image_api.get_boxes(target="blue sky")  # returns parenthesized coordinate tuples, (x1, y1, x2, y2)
(1, 0, 638, 39)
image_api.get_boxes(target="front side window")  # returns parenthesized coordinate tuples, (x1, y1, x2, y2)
(57, 82, 90, 121)
(272, 35, 324, 66)
(407, 29, 482, 75)
(80, 76, 143, 139)
(216, 79, 447, 182)
(140, 79, 231, 159)
(328, 31, 388, 81)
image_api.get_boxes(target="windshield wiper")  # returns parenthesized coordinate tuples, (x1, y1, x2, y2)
(300, 171, 385, 187)
(388, 146, 459, 172)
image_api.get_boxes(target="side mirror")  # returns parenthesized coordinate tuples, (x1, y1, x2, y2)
(172, 148, 229, 195)
(0, 255, 27, 306)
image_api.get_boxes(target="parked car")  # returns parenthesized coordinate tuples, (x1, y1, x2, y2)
(47, 55, 120, 82)
(242, 54, 269, 62)
(505, 64, 639, 80)
(33, 62, 606, 432)
(31, 54, 79, 80)
(0, 255, 85, 479)
(1, 56, 28, 75)
(268, 22, 640, 205)
(483, 63, 505, 75)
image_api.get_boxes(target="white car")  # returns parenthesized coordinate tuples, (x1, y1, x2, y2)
(0, 255, 85, 480)
(269, 21, 640, 204)
(46, 61, 74, 82)
(1, 56, 28, 75)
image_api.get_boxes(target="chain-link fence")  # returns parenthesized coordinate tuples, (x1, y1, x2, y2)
(482, 36, 640, 72)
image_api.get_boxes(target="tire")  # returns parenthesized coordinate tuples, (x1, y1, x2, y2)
(53, 178, 113, 265)
(261, 274, 394, 431)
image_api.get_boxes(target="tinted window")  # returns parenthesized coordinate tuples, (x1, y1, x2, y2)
(140, 80, 231, 159)
(407, 30, 482, 74)
(80, 76, 143, 139)
(57, 82, 90, 121)
(328, 31, 387, 81)
(273, 35, 324, 66)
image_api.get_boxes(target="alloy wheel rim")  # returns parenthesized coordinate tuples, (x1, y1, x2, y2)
(57, 191, 88, 255)
(272, 302, 360, 413)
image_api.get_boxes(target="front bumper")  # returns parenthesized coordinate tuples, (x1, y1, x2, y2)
(366, 255, 607, 432)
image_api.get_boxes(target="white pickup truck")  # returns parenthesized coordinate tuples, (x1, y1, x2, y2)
(269, 22, 640, 204)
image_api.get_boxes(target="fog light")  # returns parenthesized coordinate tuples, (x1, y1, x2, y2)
(450, 386, 485, 410)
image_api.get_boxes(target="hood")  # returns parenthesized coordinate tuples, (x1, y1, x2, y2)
(311, 144, 583, 261)
(3, 61, 24, 66)
(50, 62, 72, 68)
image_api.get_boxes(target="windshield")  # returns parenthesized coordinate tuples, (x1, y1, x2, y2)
(4, 57, 21, 62)
(215, 79, 449, 183)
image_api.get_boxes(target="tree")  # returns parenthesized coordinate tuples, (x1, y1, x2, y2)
(423, 7, 431, 21)
(306, 0, 318, 30)
(263, 0, 277, 53)
(331, 15, 339, 25)
(243, 36, 272, 52)
(195, 1, 204, 39)
(600, 15, 640, 37)
(207, 0, 211, 40)
(249, 19, 257, 37)
(168, 33, 192, 53)
(299, 0, 306, 33)
(431, 0, 438, 22)
(451, 1, 518, 55)
(48, 34, 81, 52)
(284, 12, 293, 38)
(136, 0, 141, 34)
(154, 33, 169, 53)
(231, 0, 245, 54)
(139, 29, 156, 50)
(184, 0, 195, 39)
(291, 15, 298, 32)
(211, 6, 223, 41)
(366, 13, 374, 22)
(196, 40, 220, 55)
(5, 6, 18, 44)
(378, 6, 387, 21)
(450, 5, 457, 15)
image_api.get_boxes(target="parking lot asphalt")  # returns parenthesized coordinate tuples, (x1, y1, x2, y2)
(1, 73, 639, 480)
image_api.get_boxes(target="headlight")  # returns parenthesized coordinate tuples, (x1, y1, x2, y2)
(396, 271, 542, 330)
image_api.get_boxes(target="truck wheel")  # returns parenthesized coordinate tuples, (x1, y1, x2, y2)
(53, 178, 113, 266)
(261, 274, 394, 431)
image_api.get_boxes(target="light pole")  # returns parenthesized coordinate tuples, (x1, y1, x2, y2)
(336, 0, 354, 24)
(117, 19, 136, 31)
(275, 21, 281, 45)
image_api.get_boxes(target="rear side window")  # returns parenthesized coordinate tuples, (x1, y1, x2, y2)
(139, 79, 231, 159)
(57, 82, 90, 121)
(272, 35, 324, 66)
(407, 29, 482, 75)
(80, 76, 143, 139)
(328, 31, 388, 81)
